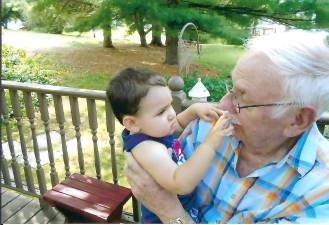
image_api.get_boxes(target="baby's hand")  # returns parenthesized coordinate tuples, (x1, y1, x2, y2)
(203, 112, 234, 151)
(192, 103, 223, 122)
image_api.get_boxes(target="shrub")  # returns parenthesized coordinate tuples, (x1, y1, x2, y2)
(2, 45, 57, 118)
(182, 71, 232, 102)
(2, 45, 55, 84)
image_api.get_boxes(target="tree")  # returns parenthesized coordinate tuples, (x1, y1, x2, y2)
(1, 0, 25, 29)
(113, 0, 155, 47)
(68, 0, 118, 48)
(156, 0, 329, 64)
(150, 22, 163, 46)
(26, 0, 96, 34)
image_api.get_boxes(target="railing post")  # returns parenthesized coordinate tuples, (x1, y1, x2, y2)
(105, 100, 118, 184)
(317, 112, 329, 135)
(23, 91, 47, 195)
(9, 90, 36, 193)
(1, 91, 22, 187)
(69, 96, 85, 175)
(132, 196, 141, 223)
(38, 93, 59, 186)
(53, 95, 71, 178)
(87, 99, 101, 180)
(168, 76, 187, 114)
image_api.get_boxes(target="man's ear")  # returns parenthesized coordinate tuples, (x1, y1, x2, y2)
(123, 116, 140, 133)
(283, 107, 316, 137)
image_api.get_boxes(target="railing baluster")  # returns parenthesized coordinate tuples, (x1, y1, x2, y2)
(53, 95, 70, 178)
(9, 90, 36, 193)
(1, 91, 22, 187)
(105, 101, 118, 184)
(87, 99, 101, 179)
(23, 91, 47, 194)
(0, 149, 11, 185)
(1, 91, 23, 188)
(38, 93, 59, 186)
(69, 96, 85, 174)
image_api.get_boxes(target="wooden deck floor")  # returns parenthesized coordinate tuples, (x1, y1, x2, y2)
(1, 187, 65, 224)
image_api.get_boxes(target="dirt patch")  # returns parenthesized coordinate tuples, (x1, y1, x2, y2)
(3, 30, 217, 77)
(38, 44, 217, 76)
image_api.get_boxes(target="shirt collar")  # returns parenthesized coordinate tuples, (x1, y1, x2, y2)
(285, 123, 320, 177)
(230, 123, 321, 178)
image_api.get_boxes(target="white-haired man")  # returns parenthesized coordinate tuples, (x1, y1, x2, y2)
(125, 30, 329, 223)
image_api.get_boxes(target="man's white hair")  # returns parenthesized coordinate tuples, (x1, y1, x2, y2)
(246, 30, 329, 119)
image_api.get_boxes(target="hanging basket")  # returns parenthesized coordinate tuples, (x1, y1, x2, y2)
(177, 22, 201, 75)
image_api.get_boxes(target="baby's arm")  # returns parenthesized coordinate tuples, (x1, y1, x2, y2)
(132, 113, 233, 195)
(176, 103, 223, 130)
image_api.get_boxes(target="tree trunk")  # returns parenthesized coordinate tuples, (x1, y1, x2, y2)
(164, 32, 178, 65)
(135, 13, 147, 47)
(150, 23, 163, 46)
(138, 30, 147, 47)
(103, 26, 114, 48)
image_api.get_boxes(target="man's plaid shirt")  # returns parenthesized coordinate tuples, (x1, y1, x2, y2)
(180, 120, 329, 223)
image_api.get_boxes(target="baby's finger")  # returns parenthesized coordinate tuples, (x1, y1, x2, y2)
(212, 107, 225, 116)
(222, 126, 234, 135)
(211, 113, 229, 128)
(204, 110, 220, 121)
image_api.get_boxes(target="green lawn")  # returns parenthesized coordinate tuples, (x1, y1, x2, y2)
(54, 72, 111, 90)
(193, 44, 244, 78)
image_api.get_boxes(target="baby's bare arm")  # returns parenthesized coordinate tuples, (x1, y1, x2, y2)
(176, 103, 223, 129)
(131, 114, 233, 195)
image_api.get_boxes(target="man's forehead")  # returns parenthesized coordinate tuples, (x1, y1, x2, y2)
(232, 51, 277, 80)
(231, 51, 283, 98)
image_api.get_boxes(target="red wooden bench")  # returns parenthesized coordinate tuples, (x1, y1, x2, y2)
(43, 173, 132, 223)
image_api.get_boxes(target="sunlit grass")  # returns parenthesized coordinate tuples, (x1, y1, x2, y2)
(192, 44, 244, 78)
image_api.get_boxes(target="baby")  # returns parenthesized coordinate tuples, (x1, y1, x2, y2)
(106, 68, 233, 223)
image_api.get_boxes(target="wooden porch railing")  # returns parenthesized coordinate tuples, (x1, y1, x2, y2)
(1, 80, 140, 223)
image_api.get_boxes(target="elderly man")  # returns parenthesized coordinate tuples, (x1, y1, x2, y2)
(125, 30, 329, 223)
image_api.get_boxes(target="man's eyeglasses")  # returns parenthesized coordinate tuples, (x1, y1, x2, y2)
(224, 81, 303, 113)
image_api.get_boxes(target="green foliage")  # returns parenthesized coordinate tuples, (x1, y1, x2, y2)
(26, 0, 97, 34)
(182, 71, 232, 102)
(2, 45, 55, 84)
(1, 0, 25, 28)
(2, 45, 55, 117)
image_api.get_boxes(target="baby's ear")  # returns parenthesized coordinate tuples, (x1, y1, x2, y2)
(123, 116, 140, 133)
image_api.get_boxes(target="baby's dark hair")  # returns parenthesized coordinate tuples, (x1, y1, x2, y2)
(106, 67, 167, 124)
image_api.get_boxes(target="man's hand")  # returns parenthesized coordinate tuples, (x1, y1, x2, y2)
(124, 152, 188, 223)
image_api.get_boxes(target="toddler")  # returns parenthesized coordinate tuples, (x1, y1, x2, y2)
(106, 68, 233, 223)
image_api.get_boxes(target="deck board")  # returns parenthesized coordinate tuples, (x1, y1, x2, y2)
(1, 191, 19, 207)
(26, 207, 61, 224)
(48, 211, 66, 224)
(4, 200, 43, 224)
(1, 187, 65, 224)
(1, 194, 32, 222)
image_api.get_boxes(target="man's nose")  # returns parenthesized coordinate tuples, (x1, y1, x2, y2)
(218, 92, 236, 114)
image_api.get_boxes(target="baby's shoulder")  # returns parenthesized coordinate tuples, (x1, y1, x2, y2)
(132, 139, 167, 153)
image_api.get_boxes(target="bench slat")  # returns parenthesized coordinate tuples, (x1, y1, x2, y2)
(61, 178, 129, 203)
(69, 173, 131, 196)
(52, 184, 118, 210)
(44, 190, 110, 223)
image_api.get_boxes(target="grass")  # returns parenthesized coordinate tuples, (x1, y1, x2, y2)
(193, 44, 244, 78)
(54, 72, 111, 90)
